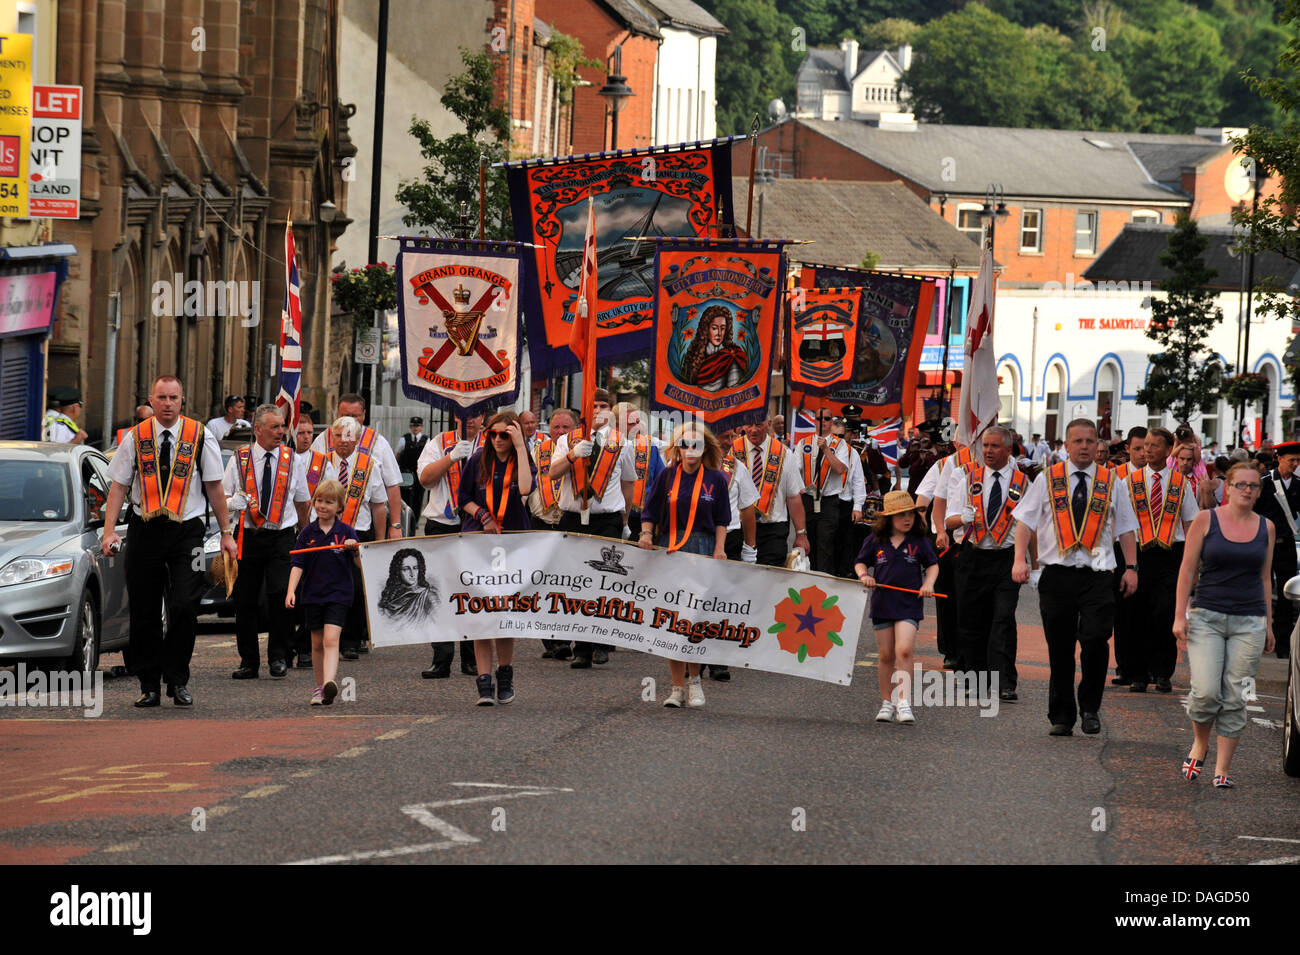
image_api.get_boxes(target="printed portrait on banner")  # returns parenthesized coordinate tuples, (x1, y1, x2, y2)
(395, 240, 524, 414)
(649, 241, 785, 429)
(505, 143, 734, 374)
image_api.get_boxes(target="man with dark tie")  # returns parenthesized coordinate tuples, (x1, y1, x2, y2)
(946, 426, 1027, 700)
(102, 375, 238, 708)
(1255, 440, 1300, 659)
(223, 405, 311, 680)
(1013, 418, 1138, 737)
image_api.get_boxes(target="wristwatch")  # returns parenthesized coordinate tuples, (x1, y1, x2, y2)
(389, 522, 401, 530)
(1126, 563, 1137, 570)
(221, 528, 234, 536)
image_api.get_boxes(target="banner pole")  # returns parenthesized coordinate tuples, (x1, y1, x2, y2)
(745, 113, 759, 236)
(479, 153, 487, 240)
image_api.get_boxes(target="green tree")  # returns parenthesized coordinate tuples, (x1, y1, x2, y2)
(1135, 216, 1228, 423)
(1116, 16, 1229, 133)
(858, 17, 920, 50)
(395, 48, 512, 239)
(1030, 27, 1139, 130)
(698, 0, 801, 135)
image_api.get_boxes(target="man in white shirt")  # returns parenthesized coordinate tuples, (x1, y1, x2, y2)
(837, 440, 868, 577)
(309, 392, 404, 541)
(206, 394, 251, 441)
(1013, 418, 1139, 737)
(519, 410, 541, 459)
(1124, 426, 1200, 693)
(797, 411, 851, 573)
(736, 416, 810, 565)
(918, 442, 970, 670)
(102, 375, 238, 708)
(42, 387, 88, 444)
(328, 415, 389, 660)
(222, 404, 311, 680)
(1030, 433, 1051, 465)
(614, 401, 667, 541)
(946, 426, 1026, 699)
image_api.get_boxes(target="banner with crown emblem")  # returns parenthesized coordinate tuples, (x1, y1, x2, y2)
(396, 238, 525, 415)
(358, 531, 866, 685)
(503, 140, 735, 376)
(788, 286, 862, 392)
(647, 239, 787, 430)
(793, 263, 934, 420)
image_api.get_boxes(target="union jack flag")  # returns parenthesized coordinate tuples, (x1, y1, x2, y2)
(790, 409, 817, 448)
(868, 417, 901, 468)
(275, 223, 303, 432)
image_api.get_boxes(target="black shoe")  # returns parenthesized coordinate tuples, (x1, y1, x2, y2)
(1155, 678, 1172, 693)
(541, 648, 556, 659)
(942, 656, 960, 671)
(570, 656, 592, 669)
(460, 658, 478, 676)
(553, 646, 573, 661)
(1111, 675, 1130, 686)
(496, 665, 514, 704)
(269, 660, 289, 679)
(708, 665, 731, 682)
(1129, 682, 1147, 693)
(999, 689, 1017, 702)
(592, 648, 609, 665)
(358, 644, 369, 654)
(168, 684, 193, 706)
(475, 673, 495, 706)
(231, 666, 259, 680)
(295, 654, 313, 669)
(422, 663, 451, 679)
(1049, 723, 1073, 736)
(134, 690, 161, 708)
(1081, 712, 1101, 735)
(340, 648, 359, 661)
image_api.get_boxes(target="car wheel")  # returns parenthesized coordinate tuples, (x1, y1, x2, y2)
(1285, 667, 1300, 777)
(63, 591, 100, 685)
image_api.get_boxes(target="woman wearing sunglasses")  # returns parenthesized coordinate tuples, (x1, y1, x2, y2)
(1172, 461, 1275, 788)
(638, 423, 732, 708)
(458, 410, 536, 706)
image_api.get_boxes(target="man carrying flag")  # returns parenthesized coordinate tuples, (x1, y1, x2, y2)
(276, 224, 304, 432)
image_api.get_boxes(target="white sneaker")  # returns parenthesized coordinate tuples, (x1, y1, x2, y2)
(686, 677, 706, 708)
(895, 701, 915, 724)
(663, 685, 685, 708)
(875, 701, 896, 722)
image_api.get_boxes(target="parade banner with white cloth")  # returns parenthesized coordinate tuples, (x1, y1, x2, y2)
(360, 533, 865, 684)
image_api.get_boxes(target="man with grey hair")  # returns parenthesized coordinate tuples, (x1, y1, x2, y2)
(310, 393, 405, 542)
(223, 404, 311, 679)
(328, 414, 389, 659)
(946, 425, 1026, 700)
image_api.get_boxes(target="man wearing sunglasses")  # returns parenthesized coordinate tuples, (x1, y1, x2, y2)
(1255, 440, 1300, 658)
(736, 415, 809, 566)
(797, 411, 851, 573)
(614, 402, 666, 542)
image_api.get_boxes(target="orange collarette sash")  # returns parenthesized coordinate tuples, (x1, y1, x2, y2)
(136, 416, 204, 521)
(537, 437, 562, 509)
(339, 428, 378, 526)
(237, 444, 293, 528)
(438, 429, 484, 519)
(800, 435, 844, 491)
(304, 450, 328, 498)
(967, 464, 1028, 546)
(1128, 468, 1185, 550)
(666, 464, 706, 553)
(735, 435, 784, 517)
(1113, 462, 1131, 481)
(1048, 461, 1114, 553)
(582, 429, 623, 500)
(721, 449, 736, 485)
(631, 434, 653, 509)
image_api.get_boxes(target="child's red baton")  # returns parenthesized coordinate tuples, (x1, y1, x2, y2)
(867, 581, 948, 599)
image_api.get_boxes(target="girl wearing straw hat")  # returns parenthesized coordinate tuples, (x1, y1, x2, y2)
(855, 490, 938, 724)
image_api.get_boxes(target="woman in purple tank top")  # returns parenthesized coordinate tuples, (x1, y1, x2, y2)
(1173, 462, 1276, 788)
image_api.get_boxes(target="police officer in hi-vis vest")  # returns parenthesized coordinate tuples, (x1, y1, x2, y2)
(1013, 418, 1139, 737)
(102, 375, 239, 708)
(415, 411, 485, 678)
(223, 405, 312, 680)
(945, 426, 1027, 700)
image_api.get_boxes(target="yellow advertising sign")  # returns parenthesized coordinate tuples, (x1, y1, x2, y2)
(0, 33, 31, 218)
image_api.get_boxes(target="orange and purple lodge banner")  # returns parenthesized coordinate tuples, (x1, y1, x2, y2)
(647, 239, 787, 430)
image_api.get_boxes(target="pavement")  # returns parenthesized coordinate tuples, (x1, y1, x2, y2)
(1, 592, 1297, 865)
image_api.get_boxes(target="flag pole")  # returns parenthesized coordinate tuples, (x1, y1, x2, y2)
(745, 113, 759, 236)
(940, 253, 955, 422)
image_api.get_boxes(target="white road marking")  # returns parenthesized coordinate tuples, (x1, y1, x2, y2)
(286, 840, 464, 864)
(243, 785, 286, 799)
(1250, 855, 1300, 865)
(375, 729, 409, 741)
(1246, 705, 1265, 713)
(207, 805, 239, 817)
(335, 746, 370, 758)
(291, 769, 319, 778)
(208, 641, 236, 649)
(1250, 718, 1283, 729)
(1238, 835, 1300, 844)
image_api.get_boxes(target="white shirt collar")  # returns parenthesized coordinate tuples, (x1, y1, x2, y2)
(1070, 461, 1096, 480)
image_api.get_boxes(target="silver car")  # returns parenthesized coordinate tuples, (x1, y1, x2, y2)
(0, 442, 131, 682)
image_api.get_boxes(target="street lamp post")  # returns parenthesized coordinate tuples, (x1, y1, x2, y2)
(598, 45, 634, 151)
(980, 183, 1010, 252)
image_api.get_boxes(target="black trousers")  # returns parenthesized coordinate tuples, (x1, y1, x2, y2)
(812, 494, 842, 574)
(234, 526, 295, 670)
(1038, 564, 1116, 727)
(627, 508, 644, 540)
(1111, 542, 1137, 679)
(1130, 543, 1183, 683)
(125, 516, 205, 691)
(424, 519, 473, 665)
(934, 544, 962, 661)
(843, 518, 869, 579)
(1272, 538, 1297, 657)
(560, 509, 624, 659)
(401, 476, 425, 523)
(755, 520, 790, 567)
(955, 545, 1021, 690)
(341, 527, 376, 652)
(725, 527, 743, 561)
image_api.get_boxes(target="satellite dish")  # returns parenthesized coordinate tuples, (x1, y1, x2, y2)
(768, 98, 787, 120)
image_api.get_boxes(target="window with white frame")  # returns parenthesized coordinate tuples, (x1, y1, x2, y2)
(1020, 209, 1043, 252)
(1075, 211, 1098, 254)
(957, 203, 983, 244)
(1132, 209, 1160, 224)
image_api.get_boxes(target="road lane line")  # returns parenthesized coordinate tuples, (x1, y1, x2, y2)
(1251, 855, 1300, 865)
(375, 730, 409, 741)
(1238, 835, 1300, 844)
(103, 841, 140, 853)
(286, 840, 465, 864)
(335, 746, 370, 758)
(207, 805, 239, 817)
(243, 785, 287, 798)
(291, 770, 320, 778)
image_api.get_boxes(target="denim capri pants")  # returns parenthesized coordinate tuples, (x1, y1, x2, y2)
(1185, 607, 1267, 738)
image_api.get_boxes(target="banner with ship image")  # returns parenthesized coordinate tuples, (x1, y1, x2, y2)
(647, 239, 787, 430)
(395, 238, 525, 415)
(503, 140, 735, 375)
(793, 263, 934, 421)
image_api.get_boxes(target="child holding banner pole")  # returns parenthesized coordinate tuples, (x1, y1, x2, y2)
(855, 491, 939, 724)
(638, 423, 732, 708)
(458, 411, 535, 706)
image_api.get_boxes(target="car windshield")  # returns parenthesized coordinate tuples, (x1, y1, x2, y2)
(0, 460, 73, 522)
